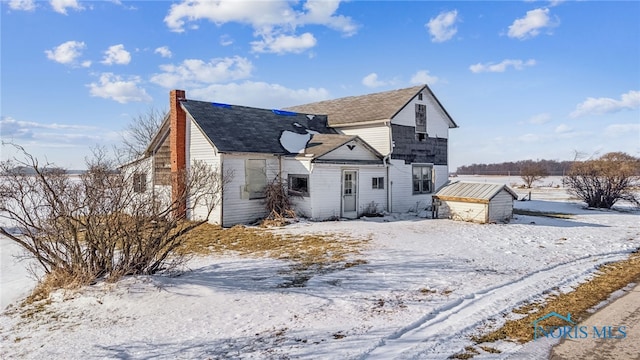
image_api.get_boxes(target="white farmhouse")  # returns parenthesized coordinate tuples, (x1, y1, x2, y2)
(134, 86, 458, 227)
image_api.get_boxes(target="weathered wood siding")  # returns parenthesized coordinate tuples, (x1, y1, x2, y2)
(152, 134, 171, 186)
(337, 125, 391, 155)
(488, 190, 514, 223)
(318, 140, 380, 161)
(390, 124, 448, 165)
(221, 154, 279, 226)
(442, 201, 488, 223)
(186, 117, 222, 224)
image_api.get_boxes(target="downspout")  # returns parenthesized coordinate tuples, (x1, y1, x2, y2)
(384, 120, 393, 213)
(220, 153, 224, 227)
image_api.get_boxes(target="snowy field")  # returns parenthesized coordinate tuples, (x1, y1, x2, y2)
(1, 176, 639, 359)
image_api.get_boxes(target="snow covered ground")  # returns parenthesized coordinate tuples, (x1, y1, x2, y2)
(1, 178, 639, 359)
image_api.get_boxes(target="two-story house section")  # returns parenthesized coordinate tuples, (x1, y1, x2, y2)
(287, 85, 458, 213)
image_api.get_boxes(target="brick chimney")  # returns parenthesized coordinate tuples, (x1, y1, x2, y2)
(170, 89, 187, 218)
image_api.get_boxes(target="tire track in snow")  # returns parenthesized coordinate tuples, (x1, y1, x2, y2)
(358, 250, 633, 359)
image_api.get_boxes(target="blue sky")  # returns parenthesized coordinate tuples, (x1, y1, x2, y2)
(1, 0, 639, 170)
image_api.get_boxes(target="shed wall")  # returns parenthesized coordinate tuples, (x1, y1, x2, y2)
(488, 190, 514, 223)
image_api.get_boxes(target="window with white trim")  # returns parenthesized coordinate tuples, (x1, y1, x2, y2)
(245, 159, 267, 199)
(412, 165, 433, 194)
(372, 177, 384, 189)
(133, 173, 147, 193)
(288, 174, 309, 197)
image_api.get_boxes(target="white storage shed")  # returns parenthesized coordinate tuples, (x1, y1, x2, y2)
(433, 182, 518, 223)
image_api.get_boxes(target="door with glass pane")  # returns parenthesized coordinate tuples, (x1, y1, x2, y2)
(341, 170, 358, 218)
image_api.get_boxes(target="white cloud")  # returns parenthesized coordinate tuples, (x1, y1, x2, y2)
(163, 0, 357, 54)
(528, 113, 551, 124)
(101, 44, 131, 65)
(508, 8, 556, 40)
(555, 124, 571, 133)
(150, 56, 254, 88)
(426, 10, 458, 43)
(88, 73, 152, 104)
(604, 123, 640, 138)
(517, 133, 540, 143)
(570, 90, 640, 118)
(189, 81, 330, 109)
(362, 73, 386, 88)
(410, 70, 439, 85)
(81, 60, 92, 68)
(45, 40, 86, 65)
(50, 0, 83, 14)
(8, 0, 36, 11)
(154, 46, 172, 58)
(220, 35, 234, 46)
(469, 59, 536, 73)
(251, 32, 317, 54)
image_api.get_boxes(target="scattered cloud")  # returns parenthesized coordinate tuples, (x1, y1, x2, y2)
(570, 90, 640, 118)
(0, 116, 99, 144)
(508, 8, 557, 40)
(50, 0, 83, 14)
(45, 40, 86, 65)
(410, 70, 439, 85)
(555, 124, 571, 133)
(154, 46, 172, 58)
(150, 56, 254, 88)
(604, 123, 640, 138)
(163, 0, 357, 54)
(426, 10, 458, 43)
(528, 113, 551, 124)
(220, 34, 234, 46)
(251, 32, 317, 54)
(469, 59, 536, 73)
(101, 44, 132, 65)
(8, 0, 36, 11)
(87, 73, 152, 103)
(517, 133, 540, 143)
(362, 73, 387, 88)
(188, 81, 330, 109)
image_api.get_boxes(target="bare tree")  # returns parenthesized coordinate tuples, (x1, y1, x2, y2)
(0, 143, 229, 290)
(565, 152, 640, 209)
(121, 107, 166, 160)
(520, 162, 549, 188)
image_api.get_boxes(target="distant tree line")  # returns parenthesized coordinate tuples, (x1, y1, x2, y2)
(456, 159, 574, 176)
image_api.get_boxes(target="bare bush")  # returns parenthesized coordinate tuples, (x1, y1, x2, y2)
(565, 152, 640, 209)
(0, 144, 229, 290)
(262, 177, 299, 226)
(520, 162, 549, 188)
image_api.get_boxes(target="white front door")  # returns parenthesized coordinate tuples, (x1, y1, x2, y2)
(342, 170, 358, 219)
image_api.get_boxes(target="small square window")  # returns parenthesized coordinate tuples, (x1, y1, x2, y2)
(418, 93, 423, 101)
(372, 177, 384, 189)
(288, 174, 309, 197)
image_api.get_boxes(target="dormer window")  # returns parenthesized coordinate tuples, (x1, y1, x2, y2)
(415, 103, 426, 133)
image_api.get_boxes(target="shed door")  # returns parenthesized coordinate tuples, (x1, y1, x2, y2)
(341, 170, 358, 219)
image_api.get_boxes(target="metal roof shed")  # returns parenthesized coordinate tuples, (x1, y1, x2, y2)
(433, 182, 518, 223)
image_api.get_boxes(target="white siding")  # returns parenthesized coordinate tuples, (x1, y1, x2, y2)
(282, 158, 312, 218)
(357, 167, 388, 214)
(221, 154, 279, 226)
(388, 159, 433, 213)
(488, 191, 514, 223)
(392, 91, 450, 139)
(318, 140, 380, 161)
(186, 117, 223, 224)
(440, 201, 488, 223)
(308, 165, 343, 220)
(434, 165, 449, 191)
(338, 125, 391, 155)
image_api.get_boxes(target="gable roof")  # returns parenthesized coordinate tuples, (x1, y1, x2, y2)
(301, 134, 383, 160)
(434, 182, 518, 204)
(181, 100, 337, 155)
(285, 85, 457, 128)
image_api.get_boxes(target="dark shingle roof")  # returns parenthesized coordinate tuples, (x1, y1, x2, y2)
(181, 100, 337, 155)
(286, 85, 457, 128)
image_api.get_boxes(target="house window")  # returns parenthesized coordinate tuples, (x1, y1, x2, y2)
(133, 173, 147, 193)
(288, 174, 309, 197)
(418, 93, 423, 101)
(245, 159, 267, 199)
(415, 104, 426, 133)
(372, 177, 384, 189)
(412, 165, 433, 194)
